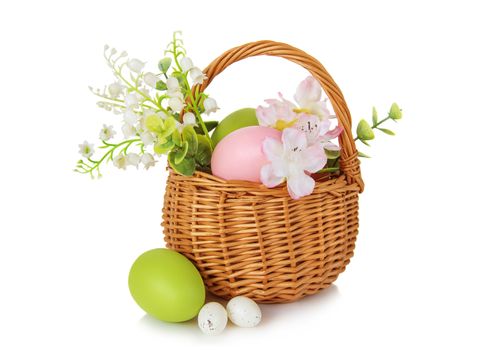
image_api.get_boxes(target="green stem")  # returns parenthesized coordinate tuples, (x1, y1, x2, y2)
(170, 34, 212, 148)
(83, 138, 141, 176)
(172, 32, 183, 72)
(317, 167, 340, 173)
(106, 58, 167, 114)
(181, 75, 211, 144)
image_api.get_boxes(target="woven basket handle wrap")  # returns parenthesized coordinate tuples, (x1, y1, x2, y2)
(197, 40, 364, 191)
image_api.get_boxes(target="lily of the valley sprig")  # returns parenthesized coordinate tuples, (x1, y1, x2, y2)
(75, 32, 216, 178)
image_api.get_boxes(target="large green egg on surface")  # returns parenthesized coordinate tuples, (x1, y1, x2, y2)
(128, 248, 205, 322)
(211, 108, 259, 146)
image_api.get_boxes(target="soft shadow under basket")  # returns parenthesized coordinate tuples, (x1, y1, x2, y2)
(162, 41, 364, 303)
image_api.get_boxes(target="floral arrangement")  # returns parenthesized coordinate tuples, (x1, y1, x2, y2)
(76, 31, 402, 201)
(76, 32, 217, 178)
(76, 33, 403, 335)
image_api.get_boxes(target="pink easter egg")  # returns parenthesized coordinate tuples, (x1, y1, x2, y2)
(211, 126, 282, 183)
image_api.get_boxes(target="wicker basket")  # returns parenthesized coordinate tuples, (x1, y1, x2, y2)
(162, 41, 364, 303)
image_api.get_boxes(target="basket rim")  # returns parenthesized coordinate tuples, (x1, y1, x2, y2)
(167, 168, 360, 197)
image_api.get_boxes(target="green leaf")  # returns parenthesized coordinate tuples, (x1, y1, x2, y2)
(194, 120, 219, 134)
(158, 57, 172, 73)
(172, 129, 182, 147)
(356, 119, 375, 140)
(195, 134, 212, 167)
(154, 139, 174, 155)
(204, 121, 219, 132)
(325, 148, 340, 160)
(326, 157, 339, 169)
(170, 71, 185, 84)
(168, 152, 195, 176)
(389, 102, 402, 120)
(360, 139, 371, 146)
(358, 151, 371, 158)
(318, 167, 340, 173)
(372, 106, 378, 126)
(158, 116, 177, 139)
(378, 128, 396, 136)
(145, 115, 164, 133)
(174, 142, 189, 164)
(155, 80, 167, 91)
(182, 125, 198, 156)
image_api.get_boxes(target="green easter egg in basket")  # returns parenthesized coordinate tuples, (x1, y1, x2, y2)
(211, 108, 259, 146)
(128, 248, 205, 322)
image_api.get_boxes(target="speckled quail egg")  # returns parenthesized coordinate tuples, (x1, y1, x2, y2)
(227, 296, 262, 327)
(197, 302, 228, 335)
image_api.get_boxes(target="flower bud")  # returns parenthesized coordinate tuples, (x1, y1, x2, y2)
(203, 97, 219, 115)
(108, 82, 123, 98)
(143, 72, 159, 88)
(127, 58, 145, 73)
(169, 95, 184, 113)
(121, 123, 136, 138)
(126, 153, 141, 167)
(166, 77, 180, 92)
(113, 154, 127, 170)
(123, 110, 139, 126)
(190, 67, 206, 85)
(140, 131, 155, 146)
(389, 103, 402, 120)
(183, 112, 196, 125)
(141, 153, 156, 170)
(125, 93, 139, 108)
(356, 119, 375, 140)
(180, 57, 194, 72)
(158, 57, 172, 73)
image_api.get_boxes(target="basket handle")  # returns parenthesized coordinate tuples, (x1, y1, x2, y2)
(196, 40, 364, 192)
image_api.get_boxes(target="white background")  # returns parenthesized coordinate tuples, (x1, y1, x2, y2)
(1, 0, 483, 349)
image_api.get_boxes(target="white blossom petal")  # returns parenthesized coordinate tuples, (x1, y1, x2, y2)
(256, 93, 297, 129)
(287, 172, 315, 200)
(168, 96, 184, 113)
(294, 76, 322, 108)
(143, 72, 159, 88)
(190, 67, 206, 85)
(78, 141, 94, 158)
(141, 153, 156, 170)
(262, 137, 284, 162)
(300, 144, 327, 173)
(126, 153, 141, 167)
(125, 93, 139, 108)
(123, 110, 139, 125)
(203, 97, 219, 115)
(282, 128, 307, 153)
(260, 164, 285, 188)
(108, 82, 123, 98)
(140, 131, 155, 146)
(113, 154, 127, 170)
(183, 112, 196, 125)
(166, 77, 180, 92)
(99, 124, 116, 141)
(127, 58, 145, 73)
(180, 57, 194, 72)
(121, 123, 136, 138)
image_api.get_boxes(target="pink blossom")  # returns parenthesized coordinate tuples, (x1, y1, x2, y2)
(256, 93, 298, 130)
(260, 128, 327, 200)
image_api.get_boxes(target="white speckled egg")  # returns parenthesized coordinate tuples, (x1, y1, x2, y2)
(197, 302, 227, 335)
(227, 296, 262, 327)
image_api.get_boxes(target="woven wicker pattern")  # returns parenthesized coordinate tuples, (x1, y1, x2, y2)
(162, 41, 364, 303)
